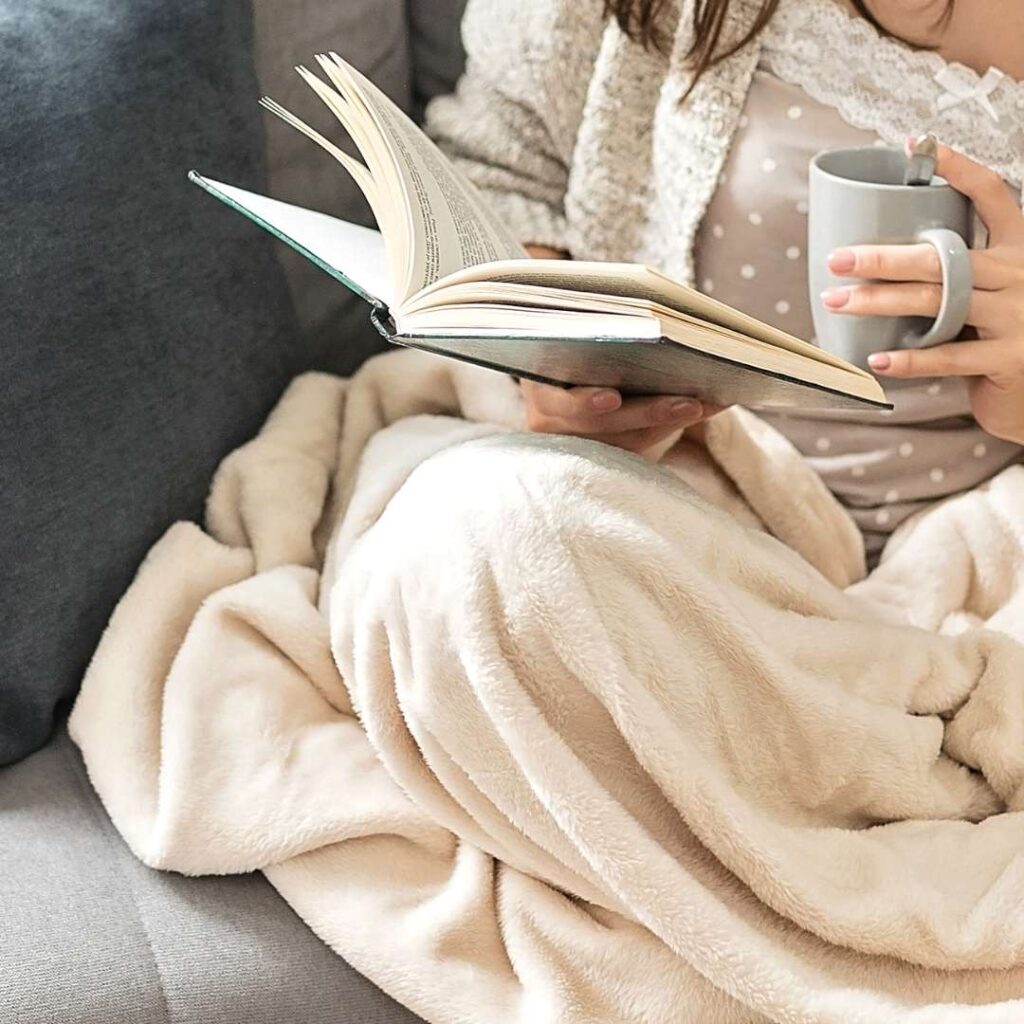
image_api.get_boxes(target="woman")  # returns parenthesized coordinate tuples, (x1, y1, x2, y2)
(428, 0, 1024, 563)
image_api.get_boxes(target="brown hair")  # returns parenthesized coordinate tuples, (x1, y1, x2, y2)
(605, 0, 954, 96)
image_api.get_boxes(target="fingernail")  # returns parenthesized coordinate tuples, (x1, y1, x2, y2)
(828, 248, 856, 274)
(663, 398, 702, 421)
(868, 352, 892, 371)
(592, 390, 621, 412)
(821, 288, 850, 310)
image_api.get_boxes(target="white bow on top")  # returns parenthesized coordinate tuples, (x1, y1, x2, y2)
(934, 65, 1005, 123)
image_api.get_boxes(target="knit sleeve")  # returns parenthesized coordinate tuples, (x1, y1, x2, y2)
(424, 0, 608, 252)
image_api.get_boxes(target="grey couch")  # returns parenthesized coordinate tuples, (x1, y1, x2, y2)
(2, 1, 467, 1020)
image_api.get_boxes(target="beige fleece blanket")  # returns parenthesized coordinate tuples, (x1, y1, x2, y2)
(69, 350, 1024, 1024)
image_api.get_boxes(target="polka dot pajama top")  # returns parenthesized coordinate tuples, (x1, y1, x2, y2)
(430, 0, 1024, 566)
(696, 66, 1024, 564)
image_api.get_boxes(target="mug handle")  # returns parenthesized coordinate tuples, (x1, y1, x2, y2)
(904, 227, 972, 348)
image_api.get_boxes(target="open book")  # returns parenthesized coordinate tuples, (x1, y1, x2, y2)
(189, 54, 890, 412)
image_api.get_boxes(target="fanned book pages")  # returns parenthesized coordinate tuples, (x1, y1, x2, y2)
(188, 54, 891, 412)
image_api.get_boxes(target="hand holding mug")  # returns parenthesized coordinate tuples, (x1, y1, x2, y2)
(824, 141, 1024, 445)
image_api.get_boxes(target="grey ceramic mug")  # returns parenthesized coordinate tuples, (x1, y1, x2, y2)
(809, 146, 973, 369)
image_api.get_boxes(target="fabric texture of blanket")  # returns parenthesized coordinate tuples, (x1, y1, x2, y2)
(69, 350, 1024, 1023)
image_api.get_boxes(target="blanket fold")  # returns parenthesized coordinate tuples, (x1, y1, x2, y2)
(67, 353, 1024, 1023)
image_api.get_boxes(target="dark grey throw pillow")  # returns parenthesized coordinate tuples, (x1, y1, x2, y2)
(407, 0, 469, 116)
(251, 0, 412, 351)
(0, 0, 386, 765)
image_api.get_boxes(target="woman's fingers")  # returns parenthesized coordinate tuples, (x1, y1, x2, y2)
(521, 381, 623, 419)
(828, 242, 941, 282)
(827, 244, 1009, 290)
(535, 395, 706, 435)
(867, 338, 1024, 380)
(924, 140, 1024, 244)
(821, 282, 1007, 332)
(522, 381, 707, 435)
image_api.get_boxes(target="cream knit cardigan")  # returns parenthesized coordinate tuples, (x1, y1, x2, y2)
(426, 0, 1024, 285)
(427, 0, 762, 285)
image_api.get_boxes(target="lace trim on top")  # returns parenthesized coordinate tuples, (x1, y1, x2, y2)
(761, 0, 1024, 195)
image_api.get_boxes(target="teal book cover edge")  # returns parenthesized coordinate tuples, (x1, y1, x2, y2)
(188, 170, 389, 314)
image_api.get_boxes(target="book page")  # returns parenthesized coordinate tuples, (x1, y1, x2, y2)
(261, 85, 409, 292)
(419, 260, 870, 378)
(397, 288, 881, 403)
(333, 58, 527, 301)
(262, 55, 527, 306)
(401, 304, 662, 340)
(403, 281, 827, 362)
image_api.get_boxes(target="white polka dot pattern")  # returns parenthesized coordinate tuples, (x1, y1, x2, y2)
(690, 69, 1024, 554)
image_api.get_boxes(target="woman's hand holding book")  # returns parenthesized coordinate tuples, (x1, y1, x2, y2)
(518, 244, 720, 454)
(519, 378, 717, 456)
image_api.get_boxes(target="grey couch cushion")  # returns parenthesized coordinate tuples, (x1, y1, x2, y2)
(0, 0, 393, 766)
(252, 0, 412, 345)
(251, 0, 469, 339)
(0, 723, 423, 1024)
(407, 0, 469, 116)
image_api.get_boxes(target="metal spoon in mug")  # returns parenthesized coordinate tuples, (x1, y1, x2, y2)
(903, 133, 939, 186)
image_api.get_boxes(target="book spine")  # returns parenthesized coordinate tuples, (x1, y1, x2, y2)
(370, 304, 396, 342)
